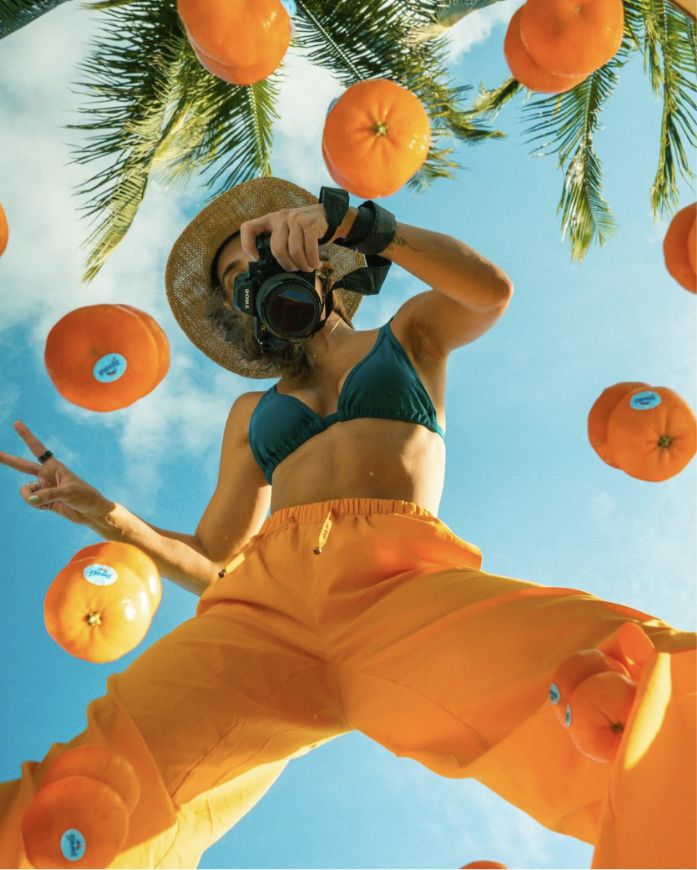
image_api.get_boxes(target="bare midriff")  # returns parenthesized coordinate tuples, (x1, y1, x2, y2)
(269, 417, 446, 515)
(265, 318, 447, 516)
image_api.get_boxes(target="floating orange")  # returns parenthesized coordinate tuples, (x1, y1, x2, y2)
(663, 202, 697, 293)
(0, 202, 8, 256)
(189, 36, 284, 85)
(504, 7, 587, 94)
(44, 555, 154, 663)
(117, 305, 170, 392)
(605, 385, 697, 482)
(177, 0, 290, 71)
(460, 863, 508, 869)
(549, 648, 629, 726)
(42, 745, 140, 815)
(70, 541, 162, 612)
(322, 79, 431, 199)
(22, 775, 129, 869)
(566, 670, 637, 762)
(520, 0, 624, 77)
(44, 304, 167, 412)
(587, 382, 648, 467)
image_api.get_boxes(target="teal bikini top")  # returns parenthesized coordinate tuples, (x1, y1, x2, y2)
(249, 316, 445, 484)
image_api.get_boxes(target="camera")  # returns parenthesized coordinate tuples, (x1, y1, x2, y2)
(233, 233, 333, 353)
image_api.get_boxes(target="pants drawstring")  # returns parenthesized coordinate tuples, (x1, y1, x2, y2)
(313, 508, 335, 555)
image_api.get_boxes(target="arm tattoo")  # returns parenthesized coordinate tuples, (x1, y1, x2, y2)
(390, 233, 421, 252)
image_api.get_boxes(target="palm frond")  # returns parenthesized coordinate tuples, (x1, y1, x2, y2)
(82, 0, 138, 7)
(0, 0, 71, 39)
(406, 0, 509, 45)
(67, 0, 280, 280)
(520, 39, 636, 260)
(647, 0, 697, 215)
(465, 76, 522, 120)
(636, 0, 670, 93)
(295, 0, 504, 192)
(153, 47, 280, 193)
(66, 0, 186, 281)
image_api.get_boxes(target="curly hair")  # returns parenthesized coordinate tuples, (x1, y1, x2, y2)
(205, 238, 354, 382)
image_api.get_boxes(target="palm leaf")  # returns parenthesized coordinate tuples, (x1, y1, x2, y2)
(646, 0, 697, 215)
(294, 0, 504, 192)
(406, 0, 510, 45)
(0, 0, 72, 38)
(466, 76, 523, 119)
(520, 35, 636, 260)
(67, 0, 279, 280)
(153, 47, 280, 192)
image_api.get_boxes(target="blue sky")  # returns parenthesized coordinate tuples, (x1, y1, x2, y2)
(0, 3, 695, 868)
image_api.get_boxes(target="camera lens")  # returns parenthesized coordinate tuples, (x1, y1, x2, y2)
(267, 286, 317, 337)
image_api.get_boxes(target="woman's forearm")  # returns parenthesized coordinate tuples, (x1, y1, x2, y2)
(334, 207, 512, 312)
(382, 222, 512, 311)
(86, 501, 217, 597)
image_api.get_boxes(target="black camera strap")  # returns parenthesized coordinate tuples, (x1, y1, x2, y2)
(332, 253, 391, 296)
(317, 186, 349, 245)
(335, 200, 396, 256)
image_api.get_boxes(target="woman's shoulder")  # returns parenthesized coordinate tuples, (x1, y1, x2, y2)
(233, 390, 270, 417)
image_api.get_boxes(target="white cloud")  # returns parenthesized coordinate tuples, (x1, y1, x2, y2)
(0, 3, 255, 510)
(444, 0, 521, 62)
(271, 50, 344, 193)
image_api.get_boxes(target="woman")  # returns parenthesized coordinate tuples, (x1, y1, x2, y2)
(0, 177, 694, 869)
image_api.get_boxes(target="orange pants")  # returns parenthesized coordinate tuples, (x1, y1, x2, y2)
(1, 498, 695, 868)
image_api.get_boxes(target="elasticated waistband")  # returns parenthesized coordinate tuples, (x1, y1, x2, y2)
(260, 498, 435, 535)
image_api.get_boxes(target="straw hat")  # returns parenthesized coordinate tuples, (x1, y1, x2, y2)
(165, 176, 366, 378)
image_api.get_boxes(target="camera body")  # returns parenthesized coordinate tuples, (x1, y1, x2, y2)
(233, 233, 333, 353)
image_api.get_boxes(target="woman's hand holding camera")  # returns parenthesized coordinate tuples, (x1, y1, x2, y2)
(1, 420, 115, 527)
(239, 204, 355, 274)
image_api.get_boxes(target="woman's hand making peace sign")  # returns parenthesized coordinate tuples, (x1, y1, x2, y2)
(1, 420, 114, 526)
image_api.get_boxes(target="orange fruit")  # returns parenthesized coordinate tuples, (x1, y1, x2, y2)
(42, 745, 140, 815)
(549, 649, 629, 726)
(504, 7, 587, 94)
(44, 304, 164, 412)
(322, 79, 431, 199)
(605, 386, 697, 482)
(587, 382, 648, 468)
(22, 775, 129, 868)
(70, 542, 162, 613)
(663, 203, 697, 293)
(177, 0, 290, 70)
(44, 556, 153, 663)
(116, 305, 170, 392)
(0, 202, 8, 256)
(566, 670, 637, 762)
(190, 36, 284, 85)
(687, 214, 696, 274)
(520, 0, 624, 77)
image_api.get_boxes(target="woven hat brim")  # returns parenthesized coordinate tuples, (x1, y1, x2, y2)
(165, 177, 366, 378)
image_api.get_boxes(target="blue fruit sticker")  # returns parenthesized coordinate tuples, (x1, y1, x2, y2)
(629, 390, 661, 411)
(60, 829, 86, 862)
(564, 704, 573, 728)
(93, 353, 127, 383)
(549, 682, 561, 704)
(83, 563, 118, 586)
